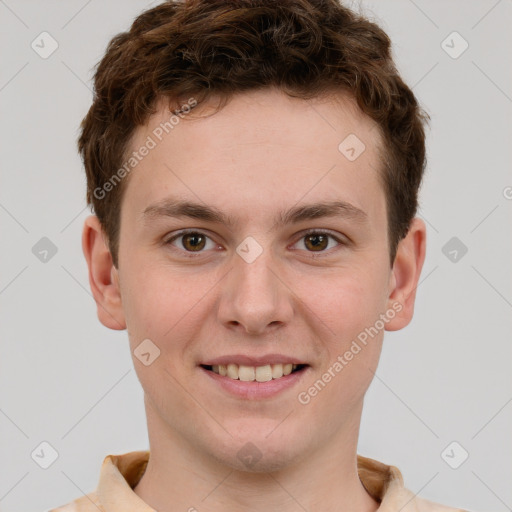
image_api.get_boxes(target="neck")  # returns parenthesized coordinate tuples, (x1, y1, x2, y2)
(133, 402, 379, 512)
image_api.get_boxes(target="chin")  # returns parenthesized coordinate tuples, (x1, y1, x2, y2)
(207, 423, 308, 473)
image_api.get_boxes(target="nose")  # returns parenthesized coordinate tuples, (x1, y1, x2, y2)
(217, 244, 294, 335)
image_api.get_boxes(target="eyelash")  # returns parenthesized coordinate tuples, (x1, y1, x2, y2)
(163, 229, 346, 258)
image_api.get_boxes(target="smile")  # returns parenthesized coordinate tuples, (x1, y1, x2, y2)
(201, 363, 306, 382)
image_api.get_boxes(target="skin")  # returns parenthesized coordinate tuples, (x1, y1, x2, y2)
(83, 88, 426, 512)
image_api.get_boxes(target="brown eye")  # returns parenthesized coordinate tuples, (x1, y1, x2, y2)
(304, 233, 329, 251)
(165, 230, 216, 255)
(181, 232, 206, 251)
(292, 230, 344, 254)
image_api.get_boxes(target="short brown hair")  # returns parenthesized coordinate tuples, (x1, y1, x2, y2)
(78, 0, 429, 268)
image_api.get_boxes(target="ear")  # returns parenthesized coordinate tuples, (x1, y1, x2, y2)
(82, 215, 126, 330)
(385, 217, 427, 331)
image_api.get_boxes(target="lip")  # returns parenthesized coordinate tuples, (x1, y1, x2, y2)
(199, 364, 310, 400)
(201, 354, 307, 366)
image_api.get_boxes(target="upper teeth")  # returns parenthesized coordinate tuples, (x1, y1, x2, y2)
(211, 363, 298, 382)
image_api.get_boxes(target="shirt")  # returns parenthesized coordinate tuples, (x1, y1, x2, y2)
(49, 450, 470, 512)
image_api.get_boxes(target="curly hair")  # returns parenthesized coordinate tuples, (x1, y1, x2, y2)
(78, 0, 430, 268)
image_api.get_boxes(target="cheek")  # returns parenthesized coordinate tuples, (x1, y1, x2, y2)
(120, 262, 215, 353)
(297, 269, 386, 340)
(294, 270, 386, 404)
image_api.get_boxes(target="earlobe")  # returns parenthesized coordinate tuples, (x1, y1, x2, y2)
(385, 217, 427, 332)
(82, 215, 126, 330)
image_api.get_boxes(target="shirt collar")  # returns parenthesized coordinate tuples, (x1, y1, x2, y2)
(95, 450, 421, 512)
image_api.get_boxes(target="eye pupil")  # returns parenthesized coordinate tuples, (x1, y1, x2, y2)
(305, 234, 328, 251)
(183, 233, 206, 251)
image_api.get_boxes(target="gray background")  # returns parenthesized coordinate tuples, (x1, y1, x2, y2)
(0, 1, 511, 511)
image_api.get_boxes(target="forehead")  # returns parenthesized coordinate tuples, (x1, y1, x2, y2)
(145, 89, 381, 155)
(121, 88, 386, 229)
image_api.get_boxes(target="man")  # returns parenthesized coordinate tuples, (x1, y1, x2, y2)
(51, 0, 469, 510)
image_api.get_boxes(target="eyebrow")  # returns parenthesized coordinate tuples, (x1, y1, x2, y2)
(142, 197, 368, 229)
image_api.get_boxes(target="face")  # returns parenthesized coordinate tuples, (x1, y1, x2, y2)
(87, 88, 424, 472)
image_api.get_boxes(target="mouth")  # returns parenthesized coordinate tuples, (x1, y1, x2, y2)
(200, 363, 308, 382)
